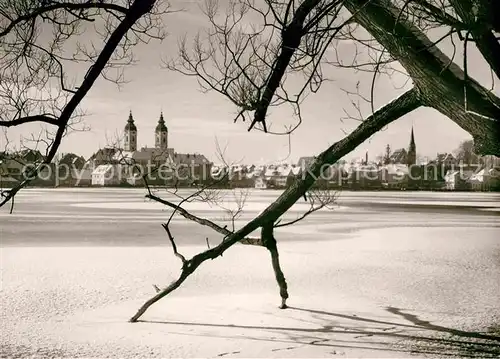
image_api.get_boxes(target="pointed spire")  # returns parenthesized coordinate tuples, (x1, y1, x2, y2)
(407, 126, 416, 166)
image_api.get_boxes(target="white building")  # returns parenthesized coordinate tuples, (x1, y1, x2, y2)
(91, 164, 120, 186)
(254, 176, 267, 189)
(444, 169, 475, 190)
(444, 170, 460, 190)
(468, 168, 500, 191)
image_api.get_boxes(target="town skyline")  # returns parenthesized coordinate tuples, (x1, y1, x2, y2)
(42, 106, 473, 166)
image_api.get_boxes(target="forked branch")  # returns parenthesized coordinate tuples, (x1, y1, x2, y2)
(275, 188, 338, 228)
(129, 87, 422, 322)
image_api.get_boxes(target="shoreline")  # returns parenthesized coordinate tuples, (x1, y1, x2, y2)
(4, 185, 500, 193)
(2, 189, 499, 247)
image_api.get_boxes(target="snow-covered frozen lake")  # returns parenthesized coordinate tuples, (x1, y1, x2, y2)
(1, 189, 499, 358)
(1, 188, 499, 246)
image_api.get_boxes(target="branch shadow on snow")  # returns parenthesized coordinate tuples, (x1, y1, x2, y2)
(137, 306, 500, 357)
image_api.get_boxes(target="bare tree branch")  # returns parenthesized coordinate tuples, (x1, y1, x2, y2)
(161, 223, 187, 264)
(130, 86, 422, 322)
(0, 2, 129, 38)
(0, 114, 58, 127)
(0, 0, 168, 208)
(275, 187, 338, 227)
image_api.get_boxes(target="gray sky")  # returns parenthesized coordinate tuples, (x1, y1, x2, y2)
(7, 1, 498, 164)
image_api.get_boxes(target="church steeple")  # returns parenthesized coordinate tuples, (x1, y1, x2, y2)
(124, 110, 137, 151)
(407, 126, 416, 166)
(155, 112, 168, 150)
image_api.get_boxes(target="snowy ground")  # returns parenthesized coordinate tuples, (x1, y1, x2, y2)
(1, 189, 500, 358)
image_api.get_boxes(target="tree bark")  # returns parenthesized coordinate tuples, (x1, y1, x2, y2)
(129, 87, 421, 322)
(449, 0, 500, 80)
(262, 224, 289, 309)
(344, 0, 500, 156)
(129, 269, 192, 323)
(251, 0, 322, 130)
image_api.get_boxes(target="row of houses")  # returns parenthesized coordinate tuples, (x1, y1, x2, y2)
(2, 149, 500, 191)
(0, 151, 92, 187)
(1, 113, 214, 187)
(0, 148, 213, 188)
(211, 158, 500, 191)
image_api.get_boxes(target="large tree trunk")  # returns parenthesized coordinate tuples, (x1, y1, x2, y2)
(449, 0, 500, 80)
(345, 0, 500, 156)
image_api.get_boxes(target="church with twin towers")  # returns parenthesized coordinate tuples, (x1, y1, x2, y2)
(124, 110, 168, 152)
(120, 110, 210, 169)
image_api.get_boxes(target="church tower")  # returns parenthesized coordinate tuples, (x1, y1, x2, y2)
(155, 112, 168, 151)
(407, 126, 416, 166)
(124, 110, 137, 152)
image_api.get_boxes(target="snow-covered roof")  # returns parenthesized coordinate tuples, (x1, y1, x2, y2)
(436, 153, 455, 162)
(211, 166, 226, 176)
(92, 164, 114, 174)
(468, 169, 486, 182)
(276, 166, 292, 176)
(264, 168, 276, 177)
(291, 166, 301, 175)
(445, 170, 460, 177)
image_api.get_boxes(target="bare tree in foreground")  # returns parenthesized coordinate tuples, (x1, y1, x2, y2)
(130, 164, 337, 321)
(130, 0, 499, 321)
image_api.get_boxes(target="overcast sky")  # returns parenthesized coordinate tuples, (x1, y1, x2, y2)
(6, 0, 498, 164)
